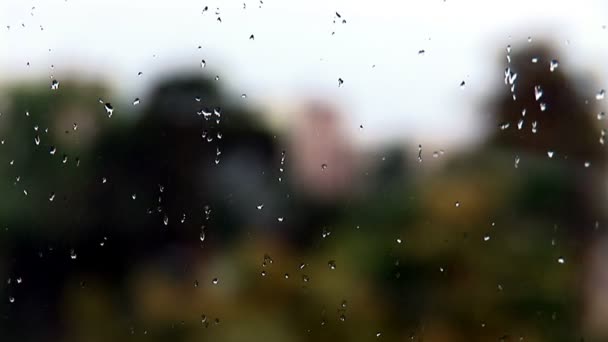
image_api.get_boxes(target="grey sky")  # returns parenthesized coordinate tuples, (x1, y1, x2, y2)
(1, 0, 607, 147)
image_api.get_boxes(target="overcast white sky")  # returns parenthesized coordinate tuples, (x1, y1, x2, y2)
(1, 0, 608, 147)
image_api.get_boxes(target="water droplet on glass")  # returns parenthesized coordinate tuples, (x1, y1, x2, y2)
(49, 192, 55, 201)
(321, 163, 328, 170)
(70, 249, 77, 260)
(585, 161, 591, 168)
(212, 278, 219, 285)
(539, 102, 547, 111)
(596, 89, 605, 100)
(547, 151, 554, 158)
(8, 296, 15, 303)
(201, 60, 206, 68)
(531, 57, 539, 63)
(483, 235, 491, 241)
(133, 98, 140, 106)
(549, 59, 559, 72)
(557, 257, 565, 264)
(455, 201, 461, 208)
(337, 78, 344, 87)
(328, 260, 336, 270)
(277, 217, 284, 222)
(34, 135, 40, 146)
(104, 103, 114, 117)
(50, 79, 59, 90)
(459, 80, 466, 89)
(534, 85, 543, 101)
(256, 204, 264, 210)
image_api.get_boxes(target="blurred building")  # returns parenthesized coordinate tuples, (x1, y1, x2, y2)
(289, 101, 358, 201)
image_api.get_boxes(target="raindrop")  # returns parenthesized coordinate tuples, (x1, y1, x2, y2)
(455, 201, 461, 208)
(549, 59, 559, 72)
(539, 102, 547, 111)
(34, 135, 40, 145)
(534, 85, 543, 101)
(49, 192, 55, 201)
(585, 161, 591, 168)
(504, 67, 517, 85)
(50, 79, 59, 90)
(321, 163, 328, 170)
(277, 217, 284, 222)
(256, 204, 264, 210)
(396, 238, 402, 244)
(418, 49, 426, 55)
(201, 60, 206, 68)
(133, 98, 140, 106)
(70, 249, 77, 260)
(532, 121, 538, 133)
(8, 297, 15, 303)
(131, 193, 137, 200)
(531, 57, 539, 63)
(337, 78, 344, 87)
(547, 151, 554, 158)
(328, 260, 336, 270)
(517, 119, 524, 130)
(212, 278, 219, 285)
(263, 254, 273, 266)
(597, 89, 605, 100)
(459, 80, 466, 89)
(483, 235, 491, 241)
(499, 122, 510, 130)
(104, 103, 114, 117)
(557, 257, 565, 264)
(49, 146, 56, 155)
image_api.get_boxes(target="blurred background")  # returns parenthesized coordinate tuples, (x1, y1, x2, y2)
(2, 0, 608, 341)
